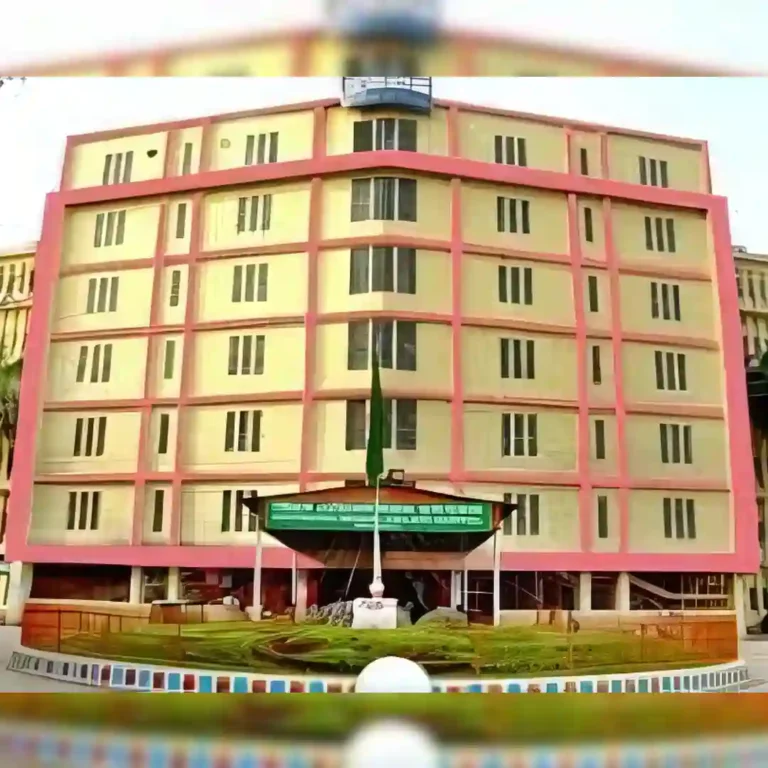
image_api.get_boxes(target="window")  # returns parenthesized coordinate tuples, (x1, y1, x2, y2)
(594, 419, 606, 460)
(102, 152, 134, 185)
(175, 203, 187, 239)
(73, 416, 107, 457)
(384, 398, 418, 450)
(181, 142, 193, 175)
(93, 210, 127, 248)
(349, 246, 416, 295)
(228, 335, 266, 375)
(736, 270, 744, 299)
(152, 490, 165, 533)
(502, 493, 540, 536)
(583, 207, 594, 243)
(221, 490, 257, 533)
(345, 400, 367, 450)
(496, 197, 531, 234)
(232, 263, 268, 302)
(501, 413, 538, 457)
(169, 270, 181, 307)
(587, 275, 599, 313)
(86, 276, 119, 314)
(761, 274, 768, 306)
(654, 351, 688, 391)
(224, 410, 262, 452)
(650, 281, 681, 321)
(163, 340, 176, 380)
(158, 413, 170, 455)
(66, 491, 101, 531)
(659, 423, 693, 465)
(245, 132, 279, 165)
(597, 495, 608, 538)
(345, 398, 418, 451)
(639, 156, 669, 188)
(591, 345, 602, 385)
(500, 338, 535, 379)
(580, 147, 589, 176)
(347, 320, 417, 371)
(236, 195, 272, 233)
(494, 135, 528, 166)
(76, 343, 112, 383)
(747, 271, 757, 305)
(353, 119, 417, 152)
(498, 265, 533, 305)
(644, 216, 677, 253)
(663, 497, 696, 539)
(350, 177, 417, 222)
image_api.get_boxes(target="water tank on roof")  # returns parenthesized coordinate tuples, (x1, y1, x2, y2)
(342, 77, 433, 113)
(326, 0, 441, 41)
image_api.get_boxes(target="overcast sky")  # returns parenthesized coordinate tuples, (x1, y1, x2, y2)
(0, 77, 765, 253)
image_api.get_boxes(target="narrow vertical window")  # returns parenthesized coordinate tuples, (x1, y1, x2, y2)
(76, 346, 88, 383)
(639, 156, 648, 185)
(102, 344, 113, 382)
(245, 134, 255, 166)
(164, 340, 175, 380)
(251, 410, 262, 452)
(597, 496, 608, 538)
(175, 203, 187, 239)
(221, 490, 232, 532)
(587, 275, 599, 312)
(232, 265, 243, 302)
(685, 499, 696, 539)
(109, 276, 119, 312)
(584, 207, 594, 243)
(169, 270, 181, 307)
(73, 418, 83, 456)
(651, 282, 659, 319)
(244, 264, 256, 302)
(580, 147, 589, 176)
(257, 263, 268, 301)
(152, 490, 164, 533)
(663, 497, 672, 538)
(67, 492, 77, 530)
(181, 142, 193, 175)
(90, 492, 100, 530)
(594, 419, 606, 460)
(224, 411, 236, 452)
(86, 279, 97, 314)
(95, 416, 107, 456)
(591, 345, 602, 385)
(158, 413, 170, 454)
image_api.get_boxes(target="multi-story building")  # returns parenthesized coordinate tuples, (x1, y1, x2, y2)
(4, 78, 758, 626)
(734, 246, 768, 627)
(0, 242, 36, 608)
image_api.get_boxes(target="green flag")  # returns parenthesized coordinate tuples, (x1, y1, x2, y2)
(366, 347, 385, 486)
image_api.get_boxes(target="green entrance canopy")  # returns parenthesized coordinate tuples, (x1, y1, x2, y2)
(267, 501, 493, 533)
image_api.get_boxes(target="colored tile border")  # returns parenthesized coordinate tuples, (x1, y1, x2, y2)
(6, 645, 750, 694)
(1, 724, 768, 768)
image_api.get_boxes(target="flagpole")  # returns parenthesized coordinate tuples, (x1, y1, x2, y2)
(372, 472, 382, 591)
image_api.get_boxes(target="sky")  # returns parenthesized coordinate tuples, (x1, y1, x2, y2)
(1, 77, 767, 253)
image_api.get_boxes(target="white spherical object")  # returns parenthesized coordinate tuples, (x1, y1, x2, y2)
(355, 656, 432, 693)
(342, 720, 441, 768)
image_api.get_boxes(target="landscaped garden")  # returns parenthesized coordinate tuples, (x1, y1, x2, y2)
(53, 619, 721, 678)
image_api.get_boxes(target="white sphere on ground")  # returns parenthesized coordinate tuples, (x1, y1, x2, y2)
(342, 720, 441, 768)
(355, 656, 432, 693)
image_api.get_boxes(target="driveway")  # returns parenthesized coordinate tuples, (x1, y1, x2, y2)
(0, 627, 104, 693)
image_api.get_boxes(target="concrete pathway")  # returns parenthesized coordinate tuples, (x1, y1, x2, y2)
(0, 627, 104, 692)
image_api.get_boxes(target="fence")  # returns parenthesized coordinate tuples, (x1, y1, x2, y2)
(19, 602, 740, 676)
(20, 603, 206, 655)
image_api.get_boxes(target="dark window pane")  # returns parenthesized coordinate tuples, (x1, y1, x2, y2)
(158, 413, 169, 454)
(176, 203, 187, 239)
(351, 179, 371, 221)
(257, 263, 268, 301)
(498, 265, 507, 302)
(397, 178, 417, 222)
(347, 321, 369, 370)
(373, 320, 394, 369)
(73, 418, 83, 456)
(254, 335, 265, 375)
(500, 338, 509, 379)
(372, 247, 394, 292)
(345, 400, 366, 450)
(353, 121, 374, 152)
(228, 336, 240, 375)
(396, 248, 416, 294)
(269, 132, 279, 163)
(102, 344, 112, 382)
(350, 247, 369, 294)
(109, 277, 119, 312)
(221, 490, 232, 532)
(224, 412, 235, 451)
(396, 321, 417, 371)
(153, 490, 164, 533)
(245, 264, 256, 302)
(232, 265, 243, 302)
(663, 497, 672, 538)
(96, 417, 106, 456)
(86, 279, 97, 313)
(395, 399, 417, 450)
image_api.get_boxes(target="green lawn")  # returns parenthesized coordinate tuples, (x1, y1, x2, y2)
(49, 620, 721, 678)
(3, 694, 761, 745)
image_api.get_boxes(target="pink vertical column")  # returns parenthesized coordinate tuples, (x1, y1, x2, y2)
(298, 106, 328, 492)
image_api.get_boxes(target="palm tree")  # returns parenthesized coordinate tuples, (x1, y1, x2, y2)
(0, 356, 22, 463)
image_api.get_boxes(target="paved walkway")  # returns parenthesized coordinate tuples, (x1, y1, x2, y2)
(0, 627, 104, 692)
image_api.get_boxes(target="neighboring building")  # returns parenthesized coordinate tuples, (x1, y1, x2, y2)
(734, 246, 768, 627)
(4, 78, 758, 626)
(0, 242, 36, 608)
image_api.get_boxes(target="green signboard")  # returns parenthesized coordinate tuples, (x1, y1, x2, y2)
(267, 501, 493, 533)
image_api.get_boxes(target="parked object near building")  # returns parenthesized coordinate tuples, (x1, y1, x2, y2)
(2, 79, 757, 633)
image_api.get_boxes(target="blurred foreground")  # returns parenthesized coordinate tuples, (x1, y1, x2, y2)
(0, 0, 759, 77)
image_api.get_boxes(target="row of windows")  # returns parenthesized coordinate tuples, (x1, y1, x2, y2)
(500, 492, 697, 540)
(0, 262, 34, 297)
(67, 329, 691, 400)
(88, 179, 686, 255)
(99, 116, 677, 191)
(62, 486, 699, 541)
(737, 267, 768, 308)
